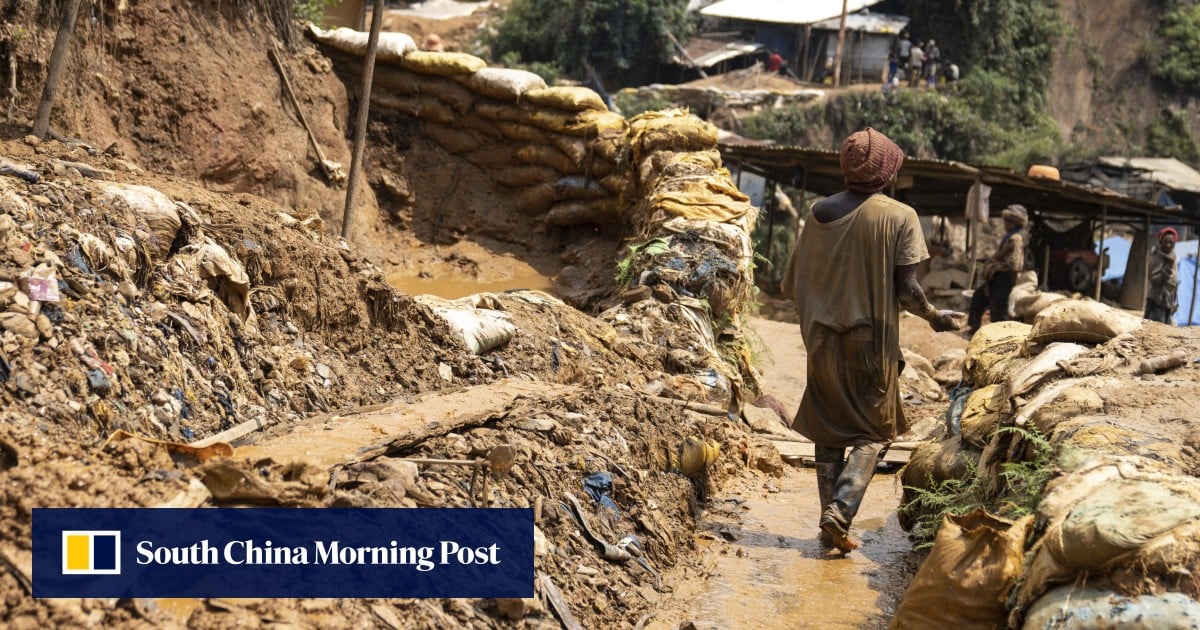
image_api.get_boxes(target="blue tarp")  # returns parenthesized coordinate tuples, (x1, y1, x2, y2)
(1176, 242, 1199, 326)
(1103, 237, 1199, 326)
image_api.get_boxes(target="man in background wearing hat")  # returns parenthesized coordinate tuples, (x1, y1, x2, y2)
(782, 128, 964, 553)
(967, 204, 1028, 335)
(1145, 227, 1179, 324)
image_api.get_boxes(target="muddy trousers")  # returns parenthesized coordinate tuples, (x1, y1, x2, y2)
(814, 442, 885, 532)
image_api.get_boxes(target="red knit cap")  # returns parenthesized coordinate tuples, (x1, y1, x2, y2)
(1158, 226, 1178, 242)
(840, 128, 905, 194)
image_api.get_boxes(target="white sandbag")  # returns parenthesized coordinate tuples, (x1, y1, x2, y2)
(97, 182, 181, 261)
(413, 295, 516, 354)
(465, 68, 547, 101)
(1028, 300, 1142, 345)
(307, 25, 416, 62)
(1023, 585, 1200, 630)
(1004, 342, 1088, 401)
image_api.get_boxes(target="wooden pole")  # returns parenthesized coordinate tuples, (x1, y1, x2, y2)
(800, 25, 811, 81)
(341, 0, 385, 240)
(32, 0, 83, 139)
(833, 0, 849, 87)
(1095, 206, 1107, 301)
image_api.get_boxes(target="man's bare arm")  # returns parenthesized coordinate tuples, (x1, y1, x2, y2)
(895, 264, 964, 332)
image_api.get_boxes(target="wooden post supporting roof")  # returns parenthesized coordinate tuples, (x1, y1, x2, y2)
(1095, 205, 1108, 301)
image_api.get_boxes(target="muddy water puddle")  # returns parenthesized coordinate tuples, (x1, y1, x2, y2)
(652, 468, 913, 629)
(387, 268, 556, 299)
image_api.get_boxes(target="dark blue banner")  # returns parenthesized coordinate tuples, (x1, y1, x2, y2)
(33, 508, 533, 598)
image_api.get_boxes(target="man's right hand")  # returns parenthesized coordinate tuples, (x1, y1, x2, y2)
(930, 309, 966, 332)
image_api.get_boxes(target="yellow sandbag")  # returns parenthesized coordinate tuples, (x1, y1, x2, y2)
(513, 184, 557, 216)
(566, 109, 628, 136)
(679, 436, 720, 478)
(630, 109, 719, 156)
(599, 173, 630, 196)
(891, 510, 1034, 630)
(399, 51, 487, 76)
(494, 121, 547, 144)
(464, 144, 519, 169)
(546, 199, 621, 228)
(423, 122, 482, 154)
(524, 86, 608, 112)
(373, 66, 476, 113)
(651, 171, 752, 223)
(490, 165, 557, 187)
(371, 92, 455, 125)
(960, 384, 1006, 449)
(1028, 299, 1143, 344)
(515, 144, 579, 175)
(962, 321, 1030, 386)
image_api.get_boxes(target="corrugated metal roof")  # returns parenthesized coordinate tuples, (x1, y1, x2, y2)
(700, 0, 884, 25)
(690, 42, 766, 67)
(1097, 156, 1200, 193)
(811, 12, 910, 34)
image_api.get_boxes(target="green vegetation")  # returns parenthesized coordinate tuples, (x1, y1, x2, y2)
(292, 0, 336, 24)
(613, 90, 674, 118)
(1153, 1, 1200, 95)
(1146, 108, 1200, 163)
(902, 426, 1054, 548)
(488, 0, 691, 88)
(743, 0, 1065, 169)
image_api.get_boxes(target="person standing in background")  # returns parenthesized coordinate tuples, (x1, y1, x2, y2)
(966, 205, 1027, 335)
(907, 41, 925, 88)
(924, 40, 941, 87)
(1145, 227, 1179, 325)
(781, 128, 964, 553)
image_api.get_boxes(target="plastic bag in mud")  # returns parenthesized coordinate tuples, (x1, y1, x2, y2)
(891, 510, 1033, 630)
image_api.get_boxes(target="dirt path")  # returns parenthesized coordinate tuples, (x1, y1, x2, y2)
(648, 317, 915, 629)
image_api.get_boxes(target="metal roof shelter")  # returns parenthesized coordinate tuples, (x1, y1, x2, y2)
(718, 143, 1200, 228)
(719, 141, 1200, 303)
(700, 0, 883, 25)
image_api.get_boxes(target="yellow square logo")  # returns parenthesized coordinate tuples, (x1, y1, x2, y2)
(61, 531, 121, 575)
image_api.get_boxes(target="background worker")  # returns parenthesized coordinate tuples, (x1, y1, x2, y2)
(781, 128, 964, 553)
(967, 204, 1027, 335)
(1145, 227, 1179, 324)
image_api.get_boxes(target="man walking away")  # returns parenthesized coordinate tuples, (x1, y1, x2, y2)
(967, 205, 1027, 335)
(1145, 227, 1179, 324)
(781, 128, 964, 553)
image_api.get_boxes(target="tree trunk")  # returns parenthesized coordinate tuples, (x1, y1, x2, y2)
(32, 0, 83, 138)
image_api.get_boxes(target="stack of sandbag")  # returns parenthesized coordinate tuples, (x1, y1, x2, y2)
(598, 109, 761, 406)
(897, 298, 1200, 627)
(622, 109, 755, 321)
(308, 26, 630, 226)
(1009, 456, 1200, 627)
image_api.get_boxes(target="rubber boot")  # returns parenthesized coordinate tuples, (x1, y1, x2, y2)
(814, 462, 839, 548)
(813, 447, 845, 549)
(819, 442, 885, 553)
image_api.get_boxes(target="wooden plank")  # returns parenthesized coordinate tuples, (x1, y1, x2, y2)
(771, 440, 912, 465)
(236, 379, 573, 468)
